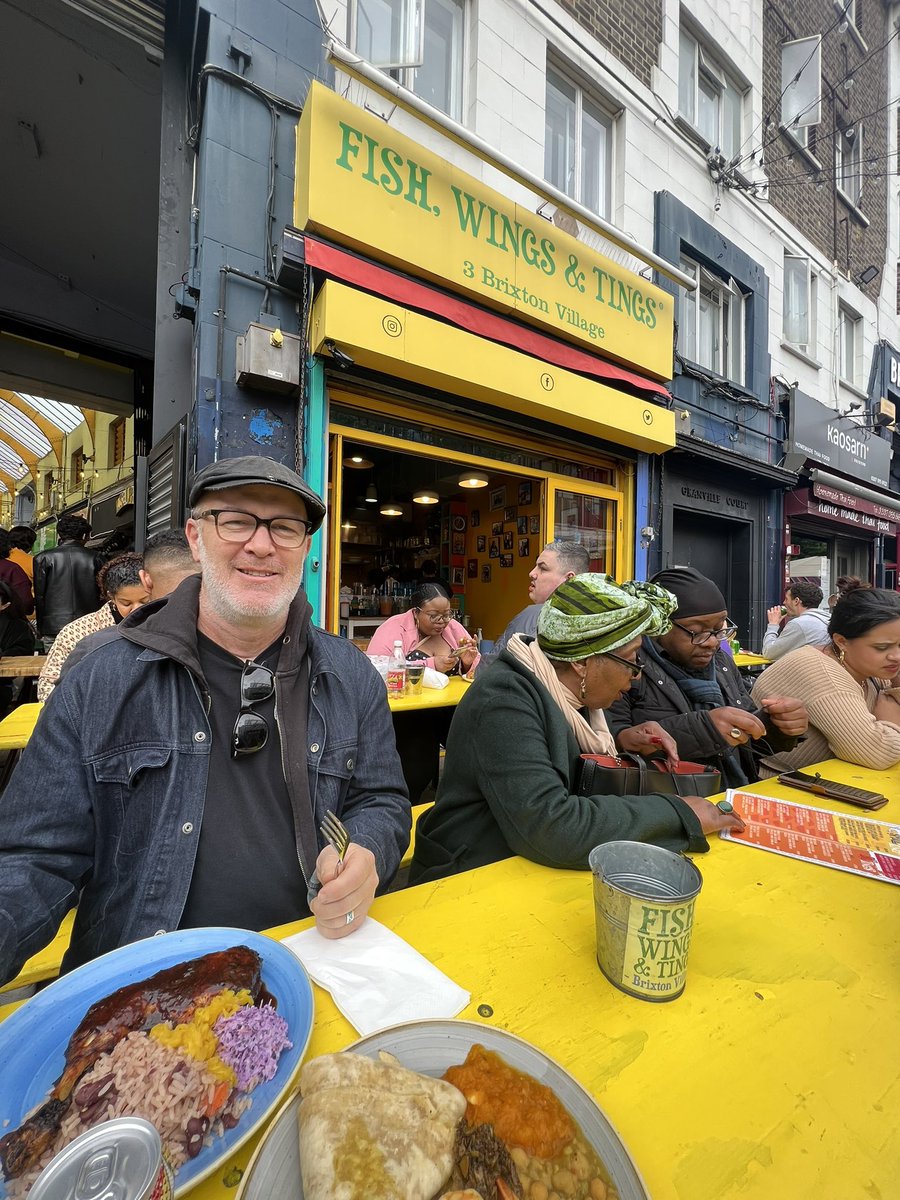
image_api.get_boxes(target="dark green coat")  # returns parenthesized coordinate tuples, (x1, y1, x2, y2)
(409, 652, 707, 885)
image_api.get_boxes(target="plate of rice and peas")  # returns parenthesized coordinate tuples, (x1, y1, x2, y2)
(0, 927, 313, 1198)
(238, 1019, 650, 1200)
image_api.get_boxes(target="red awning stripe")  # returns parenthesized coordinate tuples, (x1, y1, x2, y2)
(303, 236, 671, 400)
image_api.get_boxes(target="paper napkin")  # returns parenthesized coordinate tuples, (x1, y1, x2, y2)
(281, 918, 469, 1035)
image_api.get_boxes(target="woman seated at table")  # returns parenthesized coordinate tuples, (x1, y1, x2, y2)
(366, 583, 479, 676)
(409, 573, 743, 884)
(0, 580, 38, 718)
(37, 553, 150, 702)
(751, 581, 900, 775)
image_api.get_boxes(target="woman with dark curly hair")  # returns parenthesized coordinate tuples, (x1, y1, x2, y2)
(0, 528, 34, 618)
(753, 579, 900, 773)
(37, 553, 150, 701)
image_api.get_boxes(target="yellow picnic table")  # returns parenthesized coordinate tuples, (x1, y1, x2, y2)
(386, 673, 473, 712)
(0, 701, 42, 751)
(733, 650, 769, 667)
(4, 758, 898, 1199)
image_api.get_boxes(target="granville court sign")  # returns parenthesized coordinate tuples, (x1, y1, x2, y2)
(785, 390, 891, 488)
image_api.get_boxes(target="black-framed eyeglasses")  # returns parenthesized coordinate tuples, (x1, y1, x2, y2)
(232, 662, 275, 758)
(670, 619, 738, 646)
(603, 651, 644, 679)
(196, 508, 312, 548)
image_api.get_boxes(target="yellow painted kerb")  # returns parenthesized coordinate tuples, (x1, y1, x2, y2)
(311, 281, 676, 455)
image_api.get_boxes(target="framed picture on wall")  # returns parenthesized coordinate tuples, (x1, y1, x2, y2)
(517, 516, 528, 535)
(490, 486, 506, 511)
(503, 530, 514, 550)
(451, 566, 465, 585)
(470, 509, 480, 527)
(489, 537, 500, 558)
(491, 521, 503, 535)
(500, 553, 513, 568)
(517, 481, 532, 505)
(476, 535, 486, 553)
(504, 506, 517, 522)
(481, 564, 492, 583)
(518, 537, 530, 557)
(529, 514, 540, 535)
(452, 532, 465, 555)
(467, 558, 478, 578)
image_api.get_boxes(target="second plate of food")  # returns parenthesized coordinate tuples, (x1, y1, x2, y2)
(237, 1018, 649, 1200)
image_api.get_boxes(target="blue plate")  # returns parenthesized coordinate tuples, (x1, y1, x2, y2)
(0, 927, 314, 1197)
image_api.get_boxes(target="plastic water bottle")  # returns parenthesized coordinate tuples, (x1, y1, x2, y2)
(386, 639, 407, 696)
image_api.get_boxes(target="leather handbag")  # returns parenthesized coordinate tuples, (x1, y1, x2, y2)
(577, 753, 722, 798)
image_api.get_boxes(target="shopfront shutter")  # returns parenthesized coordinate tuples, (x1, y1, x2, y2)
(63, 0, 165, 53)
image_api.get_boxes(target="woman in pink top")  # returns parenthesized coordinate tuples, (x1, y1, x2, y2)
(366, 584, 480, 675)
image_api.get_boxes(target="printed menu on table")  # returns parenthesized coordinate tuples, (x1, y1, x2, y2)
(720, 790, 900, 885)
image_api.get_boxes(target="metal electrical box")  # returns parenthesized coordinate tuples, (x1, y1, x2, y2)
(235, 323, 302, 396)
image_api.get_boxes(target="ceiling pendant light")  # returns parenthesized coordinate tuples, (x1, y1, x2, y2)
(379, 500, 403, 517)
(413, 488, 440, 505)
(458, 470, 489, 489)
(343, 453, 374, 469)
(364, 482, 378, 504)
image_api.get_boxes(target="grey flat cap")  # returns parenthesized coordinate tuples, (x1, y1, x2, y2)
(188, 455, 326, 532)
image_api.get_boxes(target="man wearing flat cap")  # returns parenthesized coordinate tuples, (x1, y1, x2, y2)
(606, 566, 807, 788)
(0, 456, 410, 986)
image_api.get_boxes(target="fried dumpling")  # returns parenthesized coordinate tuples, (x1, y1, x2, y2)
(298, 1052, 467, 1200)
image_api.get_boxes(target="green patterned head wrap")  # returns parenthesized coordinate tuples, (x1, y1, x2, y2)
(537, 573, 677, 660)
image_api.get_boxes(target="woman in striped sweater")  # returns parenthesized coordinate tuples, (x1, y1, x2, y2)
(752, 581, 900, 775)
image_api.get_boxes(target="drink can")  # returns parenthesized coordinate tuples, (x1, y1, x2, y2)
(29, 1117, 174, 1200)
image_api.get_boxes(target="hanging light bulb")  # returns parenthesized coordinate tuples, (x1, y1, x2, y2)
(343, 453, 374, 469)
(365, 482, 378, 504)
(379, 500, 403, 517)
(458, 470, 489, 489)
(413, 488, 440, 505)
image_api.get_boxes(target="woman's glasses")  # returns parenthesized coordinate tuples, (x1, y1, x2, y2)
(603, 651, 644, 679)
(232, 662, 275, 758)
(670, 620, 738, 646)
(415, 608, 452, 624)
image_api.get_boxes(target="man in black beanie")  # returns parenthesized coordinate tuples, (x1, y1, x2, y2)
(606, 566, 807, 787)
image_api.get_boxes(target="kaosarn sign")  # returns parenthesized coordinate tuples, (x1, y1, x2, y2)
(294, 83, 674, 380)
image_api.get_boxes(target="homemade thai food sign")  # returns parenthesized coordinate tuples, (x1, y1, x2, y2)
(295, 83, 674, 381)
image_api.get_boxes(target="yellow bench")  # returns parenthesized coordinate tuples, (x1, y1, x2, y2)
(400, 801, 433, 870)
(0, 909, 75, 997)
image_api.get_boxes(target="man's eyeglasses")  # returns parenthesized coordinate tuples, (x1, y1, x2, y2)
(415, 608, 452, 624)
(603, 651, 644, 679)
(232, 662, 275, 758)
(196, 509, 312, 548)
(671, 620, 738, 646)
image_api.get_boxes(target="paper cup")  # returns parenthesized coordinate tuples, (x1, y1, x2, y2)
(589, 841, 702, 1003)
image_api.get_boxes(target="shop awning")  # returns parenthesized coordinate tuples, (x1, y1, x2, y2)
(299, 235, 671, 402)
(310, 279, 676, 455)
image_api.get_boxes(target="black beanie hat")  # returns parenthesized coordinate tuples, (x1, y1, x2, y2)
(649, 566, 726, 618)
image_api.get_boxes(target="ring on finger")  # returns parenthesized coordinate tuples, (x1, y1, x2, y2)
(717, 799, 734, 814)
(729, 727, 743, 740)
(345, 910, 355, 926)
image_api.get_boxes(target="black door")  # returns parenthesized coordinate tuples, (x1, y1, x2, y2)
(671, 512, 752, 644)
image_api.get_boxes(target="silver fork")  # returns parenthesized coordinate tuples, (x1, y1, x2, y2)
(320, 810, 350, 875)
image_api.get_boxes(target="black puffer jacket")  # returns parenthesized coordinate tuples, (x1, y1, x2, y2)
(33, 543, 100, 638)
(605, 639, 796, 781)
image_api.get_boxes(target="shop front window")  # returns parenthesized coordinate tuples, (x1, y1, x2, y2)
(550, 487, 614, 574)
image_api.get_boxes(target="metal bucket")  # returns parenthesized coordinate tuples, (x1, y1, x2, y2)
(589, 841, 703, 1003)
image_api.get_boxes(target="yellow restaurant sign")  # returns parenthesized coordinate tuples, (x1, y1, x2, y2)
(295, 83, 674, 381)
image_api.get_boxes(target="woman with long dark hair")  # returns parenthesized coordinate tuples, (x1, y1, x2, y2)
(752, 580, 900, 773)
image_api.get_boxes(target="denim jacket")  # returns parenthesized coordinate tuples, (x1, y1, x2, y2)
(0, 577, 409, 984)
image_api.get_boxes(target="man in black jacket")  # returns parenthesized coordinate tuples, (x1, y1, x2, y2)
(33, 514, 100, 638)
(606, 566, 807, 786)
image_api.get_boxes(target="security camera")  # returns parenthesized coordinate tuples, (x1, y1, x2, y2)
(640, 526, 656, 541)
(323, 340, 355, 369)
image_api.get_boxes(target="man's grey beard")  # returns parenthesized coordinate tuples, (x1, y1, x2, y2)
(195, 530, 303, 625)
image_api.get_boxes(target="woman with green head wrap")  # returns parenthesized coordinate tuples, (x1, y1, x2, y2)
(409, 573, 744, 885)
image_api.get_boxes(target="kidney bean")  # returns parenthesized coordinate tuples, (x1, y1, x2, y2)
(74, 1074, 115, 1108)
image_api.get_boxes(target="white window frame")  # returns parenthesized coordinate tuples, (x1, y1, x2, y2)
(783, 254, 817, 356)
(544, 63, 615, 220)
(836, 123, 863, 206)
(678, 26, 744, 160)
(678, 256, 746, 384)
(838, 304, 862, 386)
(349, 0, 466, 122)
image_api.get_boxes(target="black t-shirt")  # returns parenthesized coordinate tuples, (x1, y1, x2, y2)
(178, 633, 311, 930)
